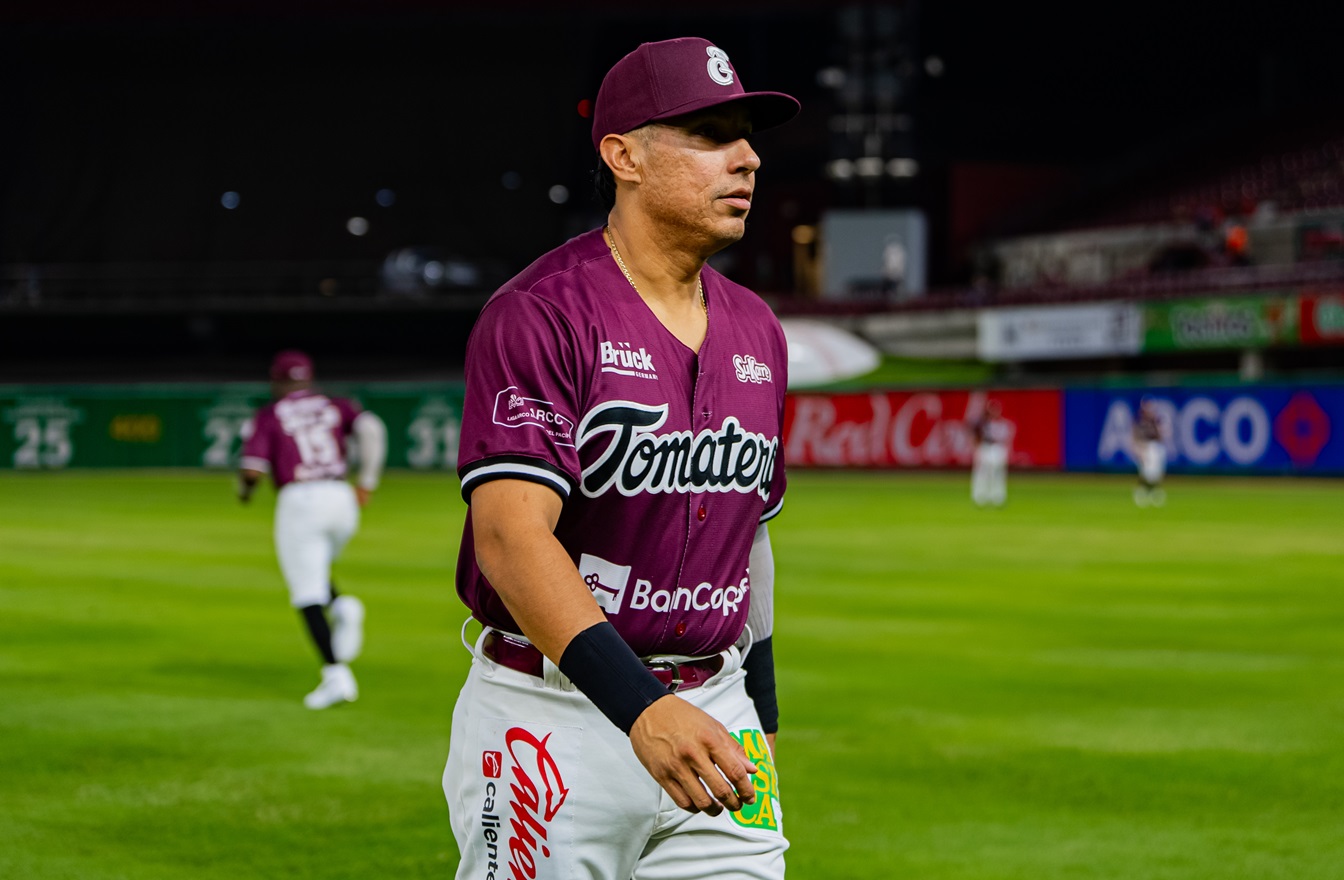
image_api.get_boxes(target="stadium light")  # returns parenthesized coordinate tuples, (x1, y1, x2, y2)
(887, 158, 919, 178)
(826, 158, 855, 180)
(855, 156, 885, 178)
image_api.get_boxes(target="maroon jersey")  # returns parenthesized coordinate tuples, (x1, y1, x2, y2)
(972, 415, 1009, 446)
(1135, 408, 1163, 442)
(456, 228, 788, 657)
(241, 390, 362, 489)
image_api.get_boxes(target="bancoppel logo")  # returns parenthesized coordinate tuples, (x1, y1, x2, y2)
(733, 354, 773, 385)
(629, 574, 749, 618)
(492, 386, 575, 447)
(579, 554, 632, 612)
(482, 751, 502, 778)
(600, 341, 658, 380)
(706, 46, 734, 86)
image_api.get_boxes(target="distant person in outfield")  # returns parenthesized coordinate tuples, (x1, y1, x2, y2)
(1131, 398, 1169, 507)
(968, 398, 1010, 507)
(442, 37, 796, 880)
(236, 350, 387, 709)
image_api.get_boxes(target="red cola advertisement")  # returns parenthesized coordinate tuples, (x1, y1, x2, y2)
(1299, 291, 1344, 346)
(782, 389, 1063, 469)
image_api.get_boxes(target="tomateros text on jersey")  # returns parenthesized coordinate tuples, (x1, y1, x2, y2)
(577, 401, 778, 500)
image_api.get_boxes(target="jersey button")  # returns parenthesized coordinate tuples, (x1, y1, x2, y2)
(697, 505, 706, 522)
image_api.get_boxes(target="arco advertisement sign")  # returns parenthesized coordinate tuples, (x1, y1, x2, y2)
(1065, 387, 1343, 474)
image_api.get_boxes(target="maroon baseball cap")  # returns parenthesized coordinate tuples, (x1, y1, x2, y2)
(591, 37, 800, 152)
(269, 349, 314, 383)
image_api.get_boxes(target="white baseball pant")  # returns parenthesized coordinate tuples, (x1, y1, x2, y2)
(971, 441, 1008, 506)
(1138, 442, 1167, 485)
(443, 627, 787, 880)
(273, 479, 359, 607)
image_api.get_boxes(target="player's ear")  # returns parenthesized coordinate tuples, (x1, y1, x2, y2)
(600, 133, 643, 185)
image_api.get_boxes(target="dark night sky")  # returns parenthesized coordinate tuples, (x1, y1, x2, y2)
(2, 1, 1341, 281)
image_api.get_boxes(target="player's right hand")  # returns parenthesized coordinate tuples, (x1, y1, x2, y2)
(628, 696, 757, 816)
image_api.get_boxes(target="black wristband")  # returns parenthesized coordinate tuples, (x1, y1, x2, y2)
(741, 635, 779, 734)
(559, 621, 671, 735)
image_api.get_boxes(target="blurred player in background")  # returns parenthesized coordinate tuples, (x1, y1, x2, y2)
(442, 37, 796, 880)
(968, 398, 1010, 507)
(1131, 397, 1168, 507)
(237, 350, 387, 709)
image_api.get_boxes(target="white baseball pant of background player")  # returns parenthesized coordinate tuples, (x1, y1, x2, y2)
(274, 479, 359, 609)
(971, 441, 1008, 507)
(443, 632, 786, 880)
(1138, 442, 1166, 487)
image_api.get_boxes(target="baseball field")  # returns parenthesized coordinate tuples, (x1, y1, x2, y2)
(2, 469, 1342, 879)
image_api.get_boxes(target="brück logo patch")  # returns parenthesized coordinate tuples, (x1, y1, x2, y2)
(600, 341, 658, 380)
(492, 387, 575, 447)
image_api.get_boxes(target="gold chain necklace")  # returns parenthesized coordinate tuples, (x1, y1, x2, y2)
(604, 226, 706, 315)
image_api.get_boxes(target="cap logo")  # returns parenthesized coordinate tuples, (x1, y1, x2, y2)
(706, 46, 734, 86)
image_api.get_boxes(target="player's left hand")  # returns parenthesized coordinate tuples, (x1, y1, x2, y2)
(629, 696, 758, 816)
(355, 486, 373, 507)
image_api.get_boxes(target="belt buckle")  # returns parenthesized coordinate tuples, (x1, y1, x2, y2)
(646, 658, 683, 693)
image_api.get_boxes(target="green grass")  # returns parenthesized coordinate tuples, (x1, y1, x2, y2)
(810, 355, 995, 390)
(2, 470, 1342, 878)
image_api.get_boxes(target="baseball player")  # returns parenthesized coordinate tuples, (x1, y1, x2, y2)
(442, 38, 798, 880)
(968, 398, 1011, 507)
(237, 350, 387, 709)
(1131, 397, 1168, 507)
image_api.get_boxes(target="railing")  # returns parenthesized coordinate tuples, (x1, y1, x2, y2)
(773, 259, 1344, 316)
(0, 261, 394, 310)
(5, 257, 1344, 316)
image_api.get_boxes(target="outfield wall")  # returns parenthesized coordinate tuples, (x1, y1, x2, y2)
(0, 383, 464, 472)
(2, 382, 1342, 476)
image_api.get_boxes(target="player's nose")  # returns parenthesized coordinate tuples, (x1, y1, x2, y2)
(729, 138, 760, 175)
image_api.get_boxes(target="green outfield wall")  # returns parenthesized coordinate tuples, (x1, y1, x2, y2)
(0, 384, 465, 471)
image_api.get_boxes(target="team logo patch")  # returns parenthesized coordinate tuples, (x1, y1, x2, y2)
(732, 354, 773, 385)
(599, 341, 658, 380)
(729, 730, 781, 832)
(492, 386, 575, 447)
(482, 751, 502, 778)
(706, 46, 734, 86)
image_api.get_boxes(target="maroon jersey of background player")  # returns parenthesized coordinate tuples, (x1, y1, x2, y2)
(242, 390, 362, 489)
(456, 228, 788, 658)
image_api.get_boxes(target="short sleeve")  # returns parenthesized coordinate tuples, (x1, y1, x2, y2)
(336, 397, 363, 434)
(457, 291, 583, 504)
(240, 412, 272, 474)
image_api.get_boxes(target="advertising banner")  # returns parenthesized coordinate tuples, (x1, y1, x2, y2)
(0, 383, 465, 471)
(1142, 294, 1299, 352)
(1295, 219, 1344, 262)
(1299, 291, 1344, 346)
(1064, 386, 1344, 475)
(978, 302, 1143, 362)
(783, 389, 1063, 469)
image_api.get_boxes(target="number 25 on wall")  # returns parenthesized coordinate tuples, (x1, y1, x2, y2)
(13, 417, 74, 469)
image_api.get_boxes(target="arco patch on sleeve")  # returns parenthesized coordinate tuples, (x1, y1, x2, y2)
(729, 729, 781, 832)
